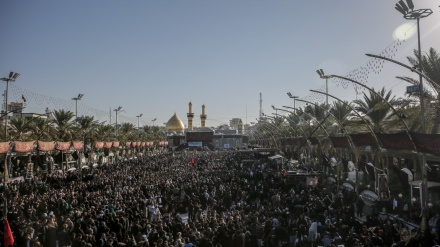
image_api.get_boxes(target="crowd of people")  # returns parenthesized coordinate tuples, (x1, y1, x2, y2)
(1, 149, 439, 246)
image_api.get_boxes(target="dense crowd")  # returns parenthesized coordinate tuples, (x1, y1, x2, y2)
(1, 150, 439, 247)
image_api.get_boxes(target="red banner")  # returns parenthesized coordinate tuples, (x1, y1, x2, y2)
(104, 142, 112, 149)
(38, 141, 55, 151)
(125, 141, 131, 147)
(14, 141, 35, 153)
(95, 142, 104, 149)
(56, 142, 71, 151)
(113, 141, 120, 148)
(72, 141, 84, 150)
(0, 142, 10, 154)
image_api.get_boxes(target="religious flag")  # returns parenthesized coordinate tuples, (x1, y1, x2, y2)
(4, 217, 15, 247)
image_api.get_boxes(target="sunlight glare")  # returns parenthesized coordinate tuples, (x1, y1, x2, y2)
(393, 22, 416, 41)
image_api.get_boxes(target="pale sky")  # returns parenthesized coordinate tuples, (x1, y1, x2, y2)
(1, 0, 439, 128)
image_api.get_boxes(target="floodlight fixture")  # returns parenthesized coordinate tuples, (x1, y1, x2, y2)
(72, 93, 84, 124)
(136, 114, 143, 130)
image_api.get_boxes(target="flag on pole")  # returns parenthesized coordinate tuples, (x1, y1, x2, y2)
(4, 217, 15, 247)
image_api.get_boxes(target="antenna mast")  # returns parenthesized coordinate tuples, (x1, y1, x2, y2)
(259, 93, 263, 120)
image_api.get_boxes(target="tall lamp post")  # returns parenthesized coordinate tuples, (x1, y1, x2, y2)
(395, 0, 432, 211)
(72, 93, 84, 124)
(1, 72, 20, 141)
(1, 71, 19, 219)
(152, 118, 157, 127)
(287, 92, 299, 115)
(114, 106, 123, 137)
(136, 114, 143, 130)
(316, 69, 333, 106)
(271, 105, 278, 116)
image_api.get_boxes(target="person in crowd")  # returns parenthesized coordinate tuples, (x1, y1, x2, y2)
(0, 150, 425, 247)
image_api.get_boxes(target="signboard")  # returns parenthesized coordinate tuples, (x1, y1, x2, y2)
(406, 85, 420, 93)
(188, 142, 203, 147)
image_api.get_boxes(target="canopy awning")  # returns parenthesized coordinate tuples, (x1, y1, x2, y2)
(268, 154, 284, 160)
(409, 180, 440, 189)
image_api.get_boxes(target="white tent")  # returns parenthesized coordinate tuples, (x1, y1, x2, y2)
(268, 154, 284, 160)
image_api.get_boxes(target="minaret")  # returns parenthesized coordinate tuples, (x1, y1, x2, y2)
(200, 104, 207, 128)
(238, 119, 243, 134)
(187, 102, 194, 131)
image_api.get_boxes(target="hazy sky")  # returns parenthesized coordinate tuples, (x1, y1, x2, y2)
(1, 1, 439, 128)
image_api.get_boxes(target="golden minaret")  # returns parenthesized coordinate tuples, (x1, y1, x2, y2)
(187, 102, 194, 131)
(200, 104, 207, 128)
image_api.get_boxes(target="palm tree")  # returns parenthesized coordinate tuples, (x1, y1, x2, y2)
(28, 117, 56, 141)
(397, 47, 440, 133)
(51, 109, 75, 141)
(352, 87, 399, 133)
(9, 118, 32, 141)
(94, 125, 115, 142)
(142, 125, 163, 143)
(74, 116, 99, 157)
(74, 116, 98, 140)
(116, 122, 137, 155)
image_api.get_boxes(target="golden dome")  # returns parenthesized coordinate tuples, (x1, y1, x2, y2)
(166, 113, 185, 131)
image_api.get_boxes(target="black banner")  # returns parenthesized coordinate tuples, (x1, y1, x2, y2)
(349, 133, 377, 147)
(376, 132, 414, 151)
(329, 136, 351, 149)
(186, 132, 214, 142)
(410, 132, 440, 156)
(308, 137, 319, 146)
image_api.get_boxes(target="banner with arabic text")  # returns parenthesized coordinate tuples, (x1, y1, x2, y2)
(95, 142, 104, 149)
(14, 141, 35, 153)
(56, 142, 71, 151)
(349, 133, 377, 147)
(329, 136, 351, 149)
(376, 132, 414, 151)
(0, 142, 10, 154)
(72, 141, 84, 150)
(38, 141, 55, 151)
(410, 132, 440, 156)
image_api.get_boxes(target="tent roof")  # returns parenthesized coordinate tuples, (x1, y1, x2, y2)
(269, 154, 284, 160)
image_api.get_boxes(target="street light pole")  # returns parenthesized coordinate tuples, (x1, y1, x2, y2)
(1, 71, 19, 219)
(136, 114, 143, 131)
(287, 92, 299, 115)
(395, 0, 432, 211)
(152, 118, 157, 127)
(395, 0, 432, 134)
(271, 105, 278, 116)
(113, 106, 122, 137)
(1, 72, 20, 141)
(72, 93, 84, 124)
(316, 69, 333, 106)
